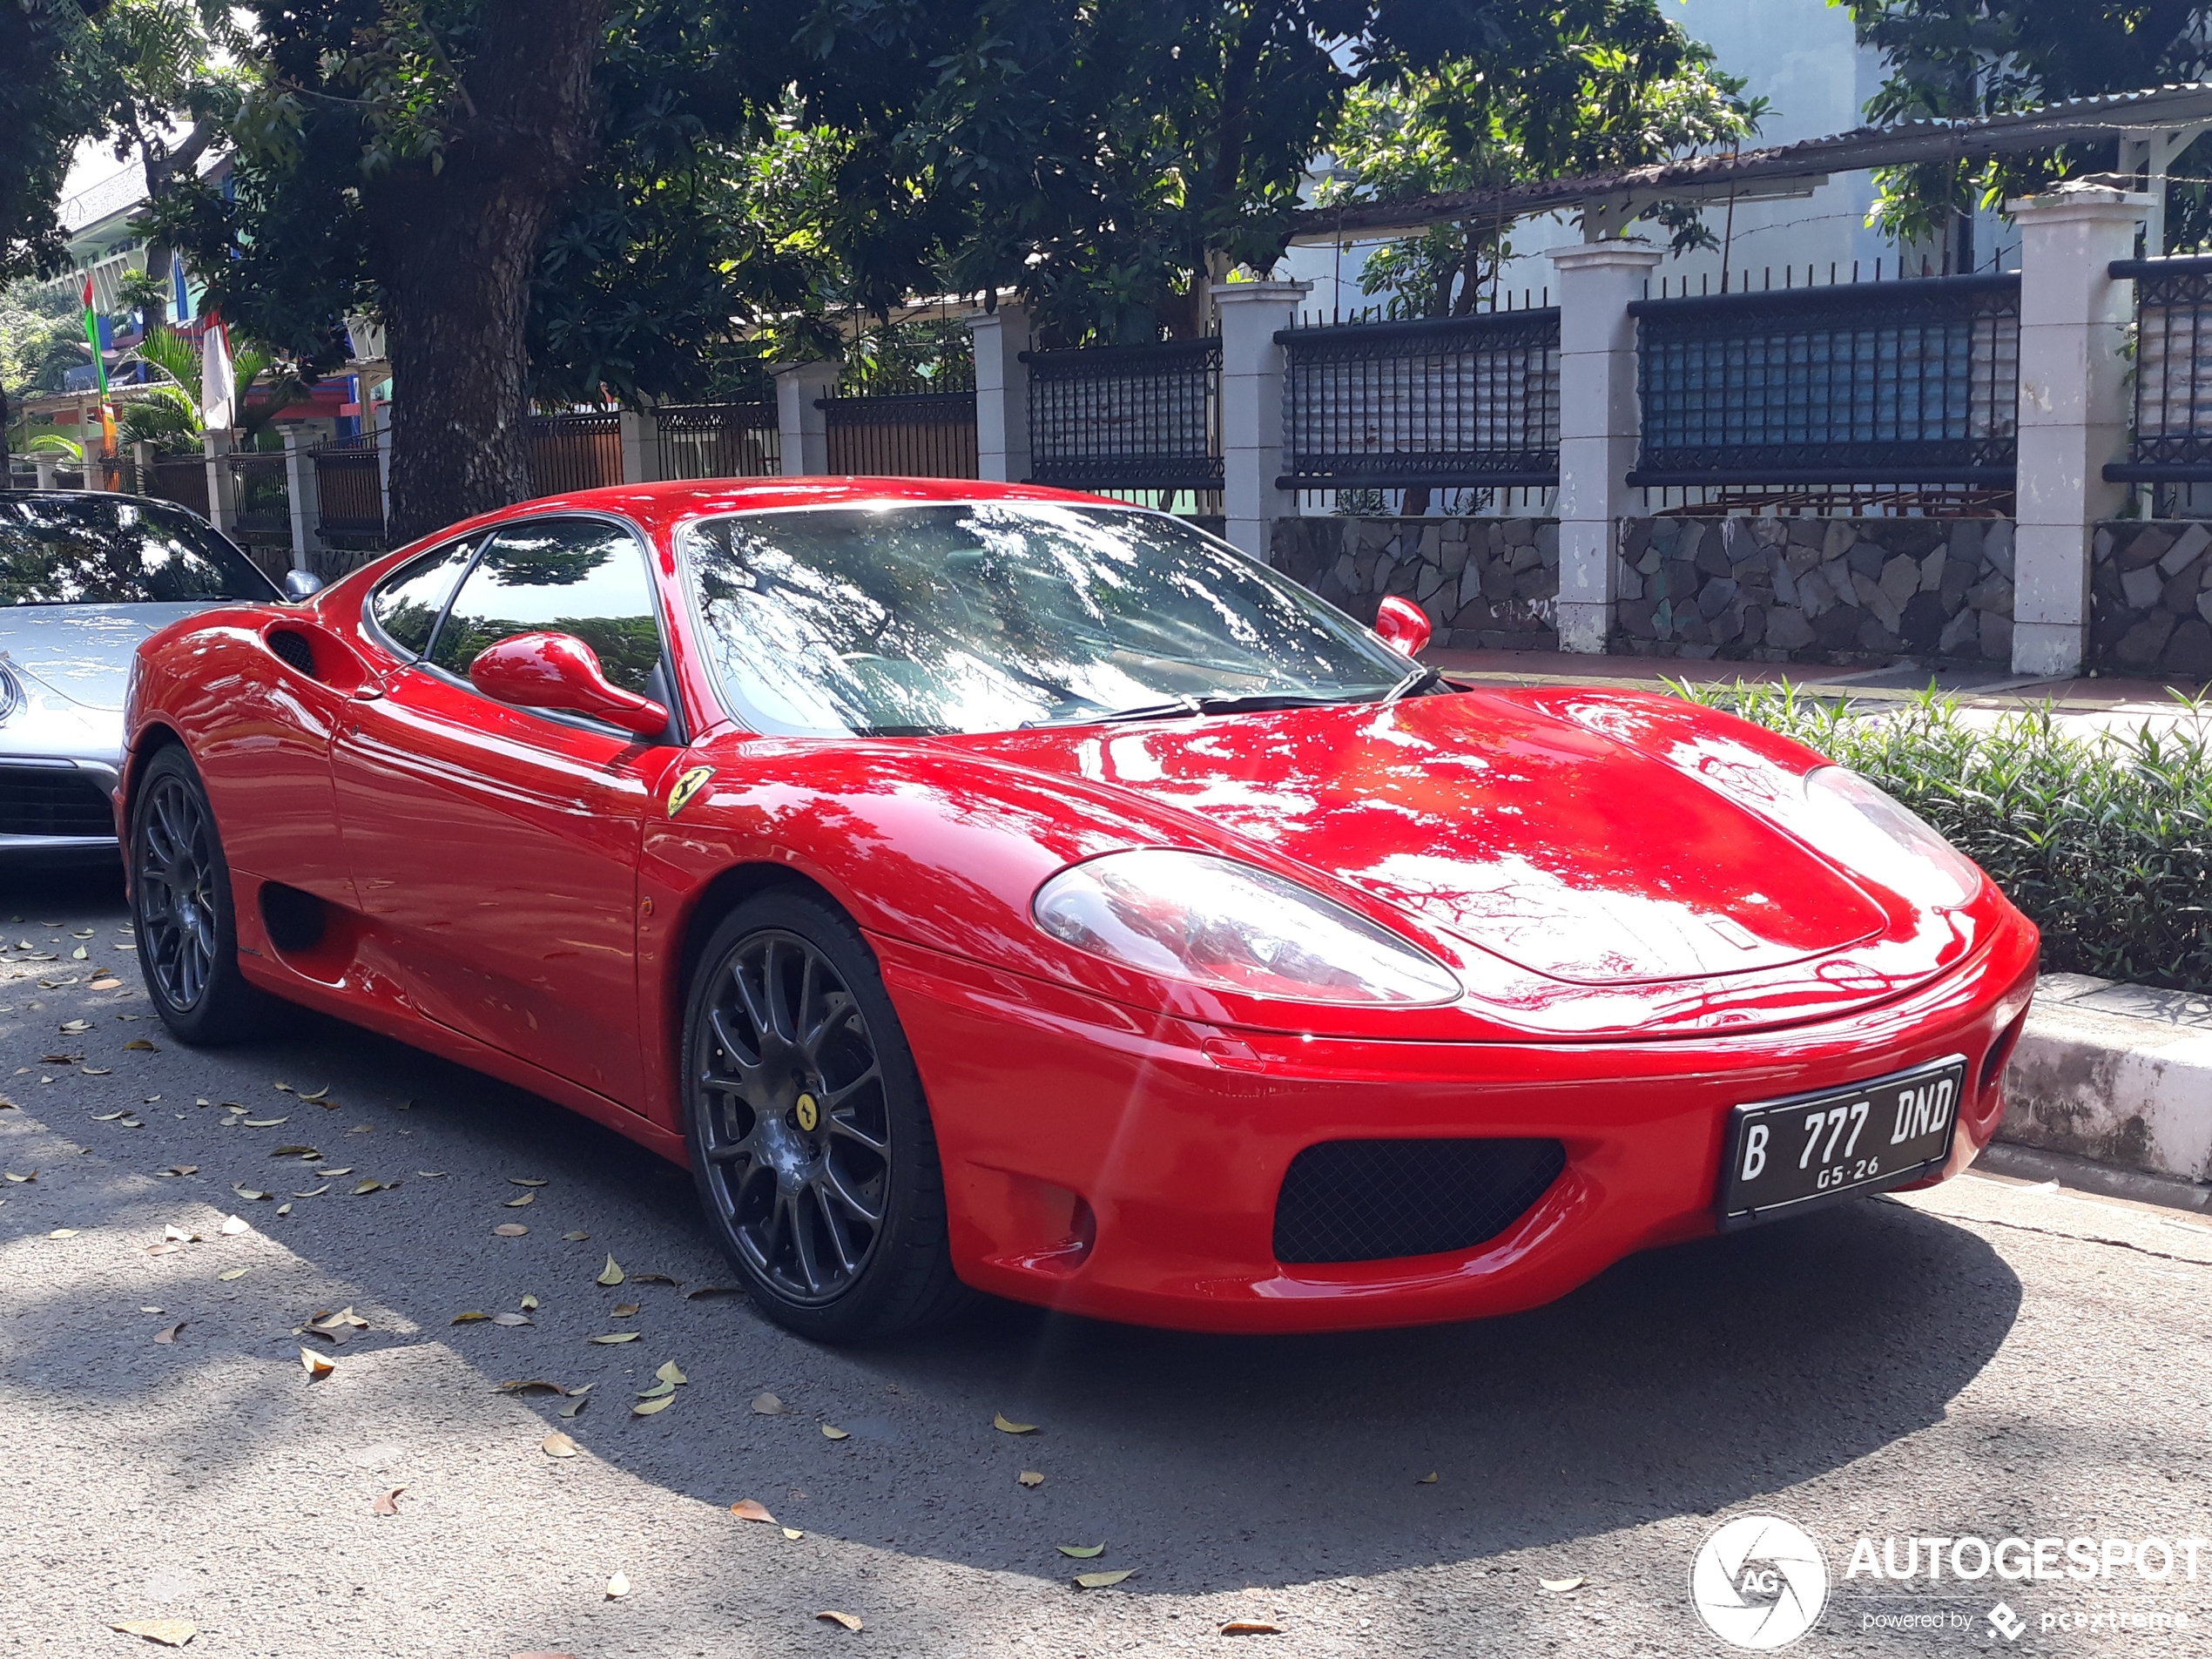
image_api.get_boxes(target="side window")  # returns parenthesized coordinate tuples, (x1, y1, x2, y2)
(426, 518, 663, 695)
(368, 536, 478, 658)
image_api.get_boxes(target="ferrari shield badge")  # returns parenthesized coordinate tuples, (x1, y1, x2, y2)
(665, 765, 714, 819)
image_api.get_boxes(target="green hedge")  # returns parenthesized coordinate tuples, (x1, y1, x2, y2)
(1671, 681, 2212, 996)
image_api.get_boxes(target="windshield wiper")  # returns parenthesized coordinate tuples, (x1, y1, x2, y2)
(1382, 664, 1447, 703)
(1084, 690, 1375, 725)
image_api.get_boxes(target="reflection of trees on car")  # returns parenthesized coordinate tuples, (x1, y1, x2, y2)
(0, 498, 271, 605)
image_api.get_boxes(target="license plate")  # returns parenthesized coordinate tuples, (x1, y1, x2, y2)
(1717, 1056, 1967, 1229)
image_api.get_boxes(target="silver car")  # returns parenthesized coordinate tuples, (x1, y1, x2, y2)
(0, 489, 304, 862)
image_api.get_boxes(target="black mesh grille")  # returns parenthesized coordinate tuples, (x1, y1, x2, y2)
(266, 629, 318, 678)
(1273, 1137, 1566, 1264)
(0, 766, 115, 838)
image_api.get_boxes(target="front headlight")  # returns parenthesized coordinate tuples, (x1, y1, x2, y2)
(1032, 849, 1461, 1005)
(1796, 766, 1982, 909)
(0, 663, 20, 725)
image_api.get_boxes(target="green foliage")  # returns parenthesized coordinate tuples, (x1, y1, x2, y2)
(1838, 3, 2212, 253)
(1675, 678, 2212, 995)
(116, 382, 203, 453)
(0, 1, 105, 287)
(1, 281, 91, 404)
(1325, 6, 1765, 319)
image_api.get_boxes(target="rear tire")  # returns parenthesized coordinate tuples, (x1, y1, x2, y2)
(129, 745, 280, 1044)
(682, 889, 971, 1343)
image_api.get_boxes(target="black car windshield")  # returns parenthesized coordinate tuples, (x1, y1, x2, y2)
(679, 502, 1411, 737)
(0, 495, 279, 605)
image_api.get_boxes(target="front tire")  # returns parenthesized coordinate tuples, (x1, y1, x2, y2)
(682, 890, 969, 1343)
(130, 745, 278, 1043)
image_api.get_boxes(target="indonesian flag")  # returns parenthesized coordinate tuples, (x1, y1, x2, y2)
(200, 308, 235, 431)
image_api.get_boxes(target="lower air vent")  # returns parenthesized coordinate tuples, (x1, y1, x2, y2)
(266, 629, 319, 678)
(1272, 1136, 1567, 1264)
(0, 765, 115, 838)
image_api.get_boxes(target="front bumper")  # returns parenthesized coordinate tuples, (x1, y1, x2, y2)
(0, 755, 122, 860)
(877, 919, 2040, 1334)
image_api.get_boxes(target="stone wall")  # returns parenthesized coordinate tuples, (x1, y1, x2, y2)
(1270, 516, 1559, 650)
(2089, 522, 2212, 681)
(1612, 516, 2016, 666)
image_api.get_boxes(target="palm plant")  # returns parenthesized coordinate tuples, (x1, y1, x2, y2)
(125, 327, 309, 446)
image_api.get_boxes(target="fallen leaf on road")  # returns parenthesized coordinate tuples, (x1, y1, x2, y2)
(161, 1224, 198, 1242)
(683, 1285, 740, 1300)
(595, 1255, 624, 1286)
(312, 1307, 368, 1331)
(1540, 1577, 1586, 1594)
(276, 1204, 292, 1216)
(1018, 1471, 1044, 1487)
(541, 1432, 578, 1459)
(520, 1292, 540, 1311)
(502, 1193, 534, 1208)
(1221, 1621, 1281, 1635)
(217, 1268, 246, 1281)
(561, 1231, 589, 1241)
(730, 1499, 775, 1523)
(820, 1425, 850, 1440)
(123, 1038, 155, 1052)
(558, 1393, 590, 1420)
(1057, 1544, 1105, 1559)
(418, 1170, 447, 1178)
(1072, 1570, 1135, 1589)
(629, 1272, 678, 1285)
(350, 1179, 388, 1195)
(292, 1186, 330, 1198)
(656, 1360, 685, 1386)
(60, 1018, 90, 1033)
(152, 1322, 185, 1345)
(3, 1170, 36, 1183)
(610, 1302, 639, 1318)
(632, 1394, 674, 1417)
(494, 1224, 529, 1237)
(313, 1167, 353, 1177)
(300, 1348, 335, 1380)
(782, 1527, 805, 1540)
(241, 1117, 288, 1128)
(752, 1393, 786, 1414)
(93, 1110, 125, 1122)
(270, 1145, 319, 1157)
(219, 1215, 250, 1236)
(452, 1312, 489, 1324)
(993, 1413, 1037, 1434)
(273, 1082, 293, 1093)
(1416, 1473, 1439, 1485)
(160, 1165, 198, 1177)
(509, 1177, 548, 1187)
(637, 1379, 676, 1400)
(108, 1618, 196, 1646)
(83, 1068, 113, 1077)
(372, 1486, 405, 1517)
(298, 1085, 329, 1102)
(46, 1228, 78, 1238)
(815, 1611, 862, 1633)
(589, 1332, 639, 1345)
(604, 1572, 630, 1600)
(489, 1312, 532, 1326)
(233, 1188, 272, 1202)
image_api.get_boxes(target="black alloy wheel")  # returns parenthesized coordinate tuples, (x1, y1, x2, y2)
(683, 891, 968, 1341)
(129, 745, 276, 1042)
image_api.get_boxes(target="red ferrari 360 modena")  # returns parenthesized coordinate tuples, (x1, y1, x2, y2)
(119, 478, 2039, 1340)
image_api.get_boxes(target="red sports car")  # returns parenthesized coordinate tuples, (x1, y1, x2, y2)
(119, 478, 2039, 1340)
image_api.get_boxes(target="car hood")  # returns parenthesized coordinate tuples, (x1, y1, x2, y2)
(948, 691, 1891, 986)
(0, 603, 217, 712)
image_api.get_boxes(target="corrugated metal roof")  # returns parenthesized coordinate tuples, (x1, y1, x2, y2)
(1291, 81, 2212, 243)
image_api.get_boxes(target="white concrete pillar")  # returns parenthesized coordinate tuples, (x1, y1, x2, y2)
(202, 429, 238, 535)
(132, 441, 156, 496)
(966, 301, 1031, 482)
(1548, 239, 1662, 652)
(2007, 185, 2148, 678)
(374, 420, 393, 530)
(618, 408, 660, 484)
(772, 361, 840, 476)
(1211, 280, 1309, 564)
(34, 457, 57, 489)
(282, 428, 322, 567)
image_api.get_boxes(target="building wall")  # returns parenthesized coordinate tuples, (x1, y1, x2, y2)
(1271, 516, 1560, 651)
(2091, 523, 2212, 680)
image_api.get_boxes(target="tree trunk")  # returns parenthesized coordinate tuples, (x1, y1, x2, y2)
(365, 0, 608, 545)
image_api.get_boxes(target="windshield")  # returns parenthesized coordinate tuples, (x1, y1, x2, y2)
(679, 502, 1412, 737)
(0, 495, 279, 606)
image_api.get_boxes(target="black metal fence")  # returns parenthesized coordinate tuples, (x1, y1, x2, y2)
(819, 384, 978, 477)
(1277, 309, 1560, 493)
(1025, 337, 1223, 495)
(527, 411, 623, 496)
(656, 401, 779, 480)
(226, 452, 291, 545)
(2107, 256, 2212, 493)
(147, 454, 210, 520)
(1629, 273, 2020, 491)
(312, 435, 385, 541)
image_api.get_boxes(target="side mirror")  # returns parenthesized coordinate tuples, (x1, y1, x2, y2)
(283, 569, 325, 602)
(468, 631, 670, 738)
(1373, 594, 1433, 658)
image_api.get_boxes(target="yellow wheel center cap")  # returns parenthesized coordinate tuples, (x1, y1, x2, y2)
(794, 1093, 819, 1133)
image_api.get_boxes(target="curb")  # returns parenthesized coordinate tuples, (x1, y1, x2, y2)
(1998, 972, 2212, 1190)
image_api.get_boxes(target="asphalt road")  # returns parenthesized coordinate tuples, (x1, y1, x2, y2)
(3, 862, 2209, 1659)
